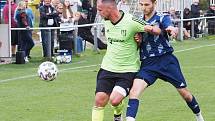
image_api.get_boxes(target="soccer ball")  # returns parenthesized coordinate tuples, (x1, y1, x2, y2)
(38, 61, 58, 81)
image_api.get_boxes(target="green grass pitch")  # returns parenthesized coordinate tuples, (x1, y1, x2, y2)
(0, 36, 215, 121)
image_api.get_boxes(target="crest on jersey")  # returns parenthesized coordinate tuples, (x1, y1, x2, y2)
(121, 30, 127, 36)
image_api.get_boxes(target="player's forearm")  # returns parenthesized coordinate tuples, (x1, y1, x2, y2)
(144, 25, 161, 35)
(150, 26, 161, 35)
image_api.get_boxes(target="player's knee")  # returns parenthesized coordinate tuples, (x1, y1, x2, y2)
(110, 98, 121, 106)
(183, 93, 193, 102)
(94, 92, 109, 107)
(178, 88, 193, 102)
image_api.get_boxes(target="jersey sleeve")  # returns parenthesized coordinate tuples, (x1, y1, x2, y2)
(161, 15, 173, 29)
(131, 16, 146, 32)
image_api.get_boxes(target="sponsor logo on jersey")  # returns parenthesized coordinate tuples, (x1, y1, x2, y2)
(108, 37, 125, 44)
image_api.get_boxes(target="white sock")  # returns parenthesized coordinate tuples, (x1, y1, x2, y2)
(126, 117, 135, 121)
(195, 112, 204, 121)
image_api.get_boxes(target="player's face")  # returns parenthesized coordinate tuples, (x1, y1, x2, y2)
(139, 0, 156, 16)
(97, 0, 111, 19)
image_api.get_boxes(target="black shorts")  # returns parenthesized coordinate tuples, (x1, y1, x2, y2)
(11, 30, 19, 45)
(95, 68, 136, 96)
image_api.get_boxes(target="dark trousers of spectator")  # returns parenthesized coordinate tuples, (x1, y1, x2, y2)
(18, 30, 35, 57)
(78, 30, 107, 50)
(41, 29, 54, 57)
(208, 20, 215, 35)
(193, 20, 200, 37)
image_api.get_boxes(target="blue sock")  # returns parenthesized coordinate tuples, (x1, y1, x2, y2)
(186, 96, 200, 114)
(126, 99, 139, 118)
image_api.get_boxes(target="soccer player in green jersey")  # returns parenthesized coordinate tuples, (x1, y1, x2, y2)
(92, 0, 161, 121)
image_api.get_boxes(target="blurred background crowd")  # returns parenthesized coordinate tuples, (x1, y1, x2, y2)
(0, 0, 214, 63)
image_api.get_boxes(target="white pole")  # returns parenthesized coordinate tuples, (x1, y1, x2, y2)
(179, 0, 184, 41)
(8, 0, 11, 57)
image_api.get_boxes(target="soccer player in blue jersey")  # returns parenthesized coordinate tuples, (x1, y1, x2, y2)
(92, 0, 161, 121)
(126, 0, 205, 121)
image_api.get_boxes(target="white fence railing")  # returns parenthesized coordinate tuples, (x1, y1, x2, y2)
(9, 23, 104, 58)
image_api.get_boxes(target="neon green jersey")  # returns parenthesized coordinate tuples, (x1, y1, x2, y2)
(101, 12, 145, 73)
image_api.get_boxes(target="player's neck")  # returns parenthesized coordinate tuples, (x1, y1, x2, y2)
(109, 10, 122, 24)
(144, 10, 156, 21)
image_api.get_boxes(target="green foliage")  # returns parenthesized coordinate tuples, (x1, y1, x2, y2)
(0, 36, 215, 120)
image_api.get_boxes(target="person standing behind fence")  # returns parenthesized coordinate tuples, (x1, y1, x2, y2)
(59, 0, 83, 55)
(70, 0, 82, 12)
(24, 0, 34, 59)
(117, 0, 130, 13)
(15, 1, 34, 62)
(77, 10, 107, 50)
(191, 0, 201, 37)
(205, 5, 215, 35)
(39, 0, 59, 58)
(3, 0, 18, 57)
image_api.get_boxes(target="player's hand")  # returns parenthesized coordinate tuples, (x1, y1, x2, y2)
(166, 26, 178, 38)
(134, 33, 142, 43)
(143, 25, 153, 33)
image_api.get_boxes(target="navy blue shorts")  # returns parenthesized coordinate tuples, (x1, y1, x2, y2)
(136, 53, 187, 88)
(96, 68, 136, 96)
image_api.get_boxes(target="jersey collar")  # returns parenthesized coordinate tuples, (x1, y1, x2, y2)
(143, 11, 157, 22)
(111, 10, 125, 25)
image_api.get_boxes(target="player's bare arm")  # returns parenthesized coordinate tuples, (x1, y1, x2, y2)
(144, 25, 161, 35)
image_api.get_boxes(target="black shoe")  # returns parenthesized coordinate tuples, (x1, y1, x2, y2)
(114, 114, 123, 121)
(28, 56, 32, 59)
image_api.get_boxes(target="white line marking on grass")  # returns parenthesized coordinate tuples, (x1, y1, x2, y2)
(0, 75, 37, 83)
(175, 44, 215, 53)
(182, 66, 215, 69)
(0, 64, 100, 83)
(1, 43, 215, 83)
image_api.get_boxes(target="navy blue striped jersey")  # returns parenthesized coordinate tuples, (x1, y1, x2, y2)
(140, 12, 174, 60)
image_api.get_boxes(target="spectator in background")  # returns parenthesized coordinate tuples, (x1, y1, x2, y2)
(169, 7, 179, 26)
(3, 0, 18, 57)
(77, 10, 107, 49)
(183, 8, 191, 31)
(24, 0, 34, 59)
(24, 0, 34, 28)
(82, 0, 96, 23)
(205, 5, 215, 35)
(39, 0, 59, 58)
(15, 1, 34, 62)
(169, 7, 190, 39)
(117, 0, 130, 13)
(70, 0, 82, 12)
(51, 0, 60, 9)
(59, 0, 83, 55)
(191, 0, 200, 37)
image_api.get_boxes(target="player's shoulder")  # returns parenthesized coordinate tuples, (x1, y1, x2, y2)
(128, 14, 146, 25)
(156, 12, 170, 17)
(154, 12, 171, 22)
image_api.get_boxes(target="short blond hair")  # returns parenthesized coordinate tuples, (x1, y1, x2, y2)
(17, 1, 25, 9)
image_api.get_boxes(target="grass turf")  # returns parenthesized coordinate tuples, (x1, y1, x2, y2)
(0, 36, 215, 121)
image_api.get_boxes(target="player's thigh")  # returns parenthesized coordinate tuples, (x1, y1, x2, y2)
(110, 72, 136, 105)
(129, 78, 148, 99)
(160, 54, 187, 88)
(96, 69, 115, 94)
